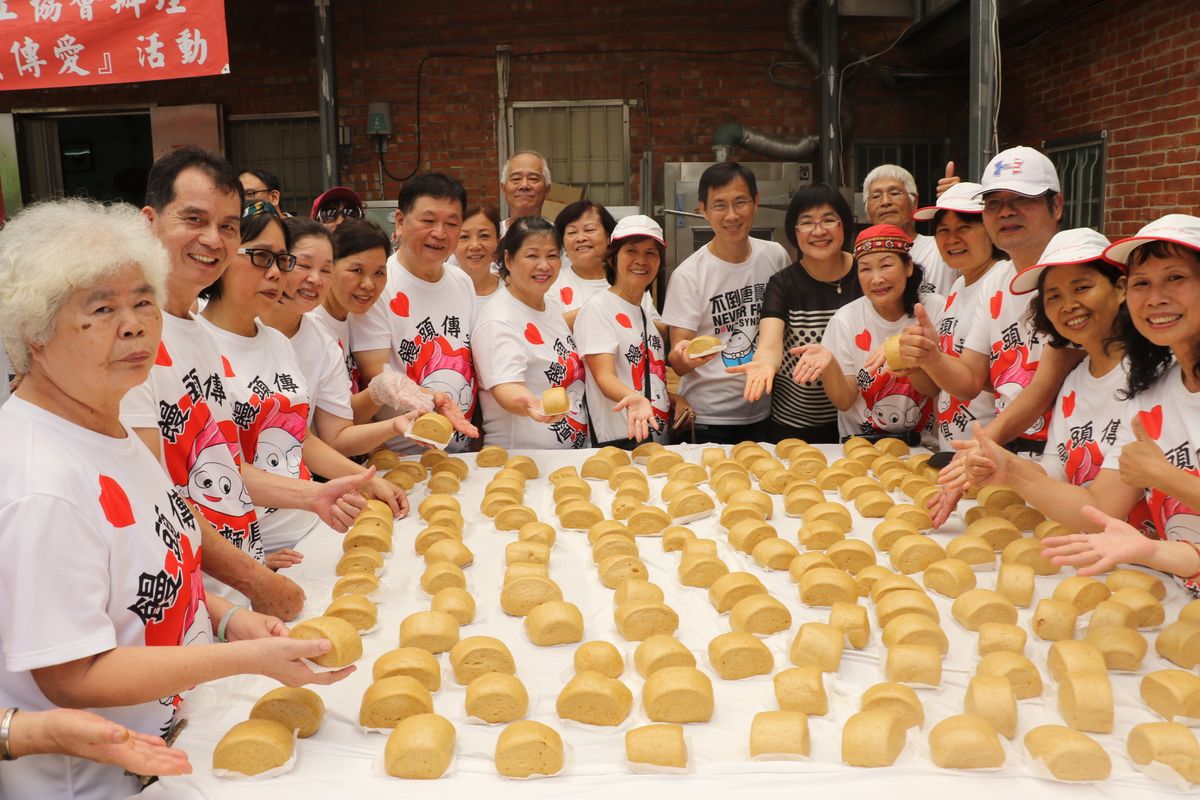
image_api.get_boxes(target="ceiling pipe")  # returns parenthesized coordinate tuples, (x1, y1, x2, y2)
(788, 0, 821, 68)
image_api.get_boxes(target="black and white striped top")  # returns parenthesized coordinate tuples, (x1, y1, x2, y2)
(760, 261, 862, 429)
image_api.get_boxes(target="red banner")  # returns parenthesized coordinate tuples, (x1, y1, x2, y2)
(0, 0, 228, 91)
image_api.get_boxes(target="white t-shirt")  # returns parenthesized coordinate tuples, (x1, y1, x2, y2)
(474, 286, 590, 450)
(574, 290, 670, 444)
(1044, 357, 1129, 485)
(351, 256, 477, 453)
(309, 305, 360, 393)
(197, 317, 318, 553)
(289, 315, 354, 425)
(474, 284, 501, 314)
(961, 260, 1053, 441)
(911, 233, 957, 297)
(935, 271, 998, 448)
(552, 265, 610, 313)
(661, 238, 789, 425)
(824, 294, 945, 438)
(121, 312, 262, 564)
(0, 397, 211, 800)
(1107, 362, 1200, 596)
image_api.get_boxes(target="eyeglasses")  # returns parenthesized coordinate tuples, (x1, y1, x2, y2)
(316, 204, 364, 222)
(238, 247, 298, 272)
(867, 189, 910, 203)
(982, 194, 1046, 214)
(243, 188, 273, 201)
(796, 216, 843, 233)
(242, 200, 281, 220)
(706, 198, 753, 214)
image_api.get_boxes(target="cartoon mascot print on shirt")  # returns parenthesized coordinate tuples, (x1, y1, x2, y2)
(161, 396, 260, 560)
(860, 368, 934, 435)
(631, 339, 671, 432)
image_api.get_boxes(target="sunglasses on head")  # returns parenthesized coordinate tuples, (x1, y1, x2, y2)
(242, 200, 281, 220)
(317, 204, 364, 222)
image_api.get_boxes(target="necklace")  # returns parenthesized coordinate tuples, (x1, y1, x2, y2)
(800, 258, 849, 294)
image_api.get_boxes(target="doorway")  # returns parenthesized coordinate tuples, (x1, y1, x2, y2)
(19, 112, 153, 206)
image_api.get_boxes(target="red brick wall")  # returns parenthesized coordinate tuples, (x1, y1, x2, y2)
(332, 2, 963, 209)
(999, 0, 1200, 237)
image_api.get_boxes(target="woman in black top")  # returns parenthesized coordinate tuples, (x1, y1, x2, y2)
(727, 183, 860, 443)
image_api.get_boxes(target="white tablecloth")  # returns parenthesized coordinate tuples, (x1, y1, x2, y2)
(147, 444, 1194, 799)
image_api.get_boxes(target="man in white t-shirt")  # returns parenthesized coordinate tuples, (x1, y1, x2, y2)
(918, 146, 1085, 453)
(663, 161, 789, 444)
(863, 164, 956, 296)
(501, 150, 551, 234)
(126, 148, 369, 618)
(352, 173, 480, 454)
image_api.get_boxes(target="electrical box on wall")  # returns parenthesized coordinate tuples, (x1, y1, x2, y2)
(366, 102, 392, 136)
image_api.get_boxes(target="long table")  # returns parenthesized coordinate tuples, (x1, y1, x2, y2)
(147, 444, 1194, 799)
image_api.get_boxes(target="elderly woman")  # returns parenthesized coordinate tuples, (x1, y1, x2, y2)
(0, 199, 350, 798)
(792, 224, 945, 442)
(473, 216, 589, 449)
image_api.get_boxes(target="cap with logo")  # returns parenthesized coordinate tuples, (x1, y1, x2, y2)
(973, 146, 1061, 198)
(1010, 227, 1111, 294)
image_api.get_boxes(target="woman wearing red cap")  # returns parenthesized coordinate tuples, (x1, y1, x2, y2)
(792, 224, 944, 442)
(962, 214, 1200, 591)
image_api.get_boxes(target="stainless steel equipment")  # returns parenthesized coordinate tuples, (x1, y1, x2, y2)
(661, 161, 811, 275)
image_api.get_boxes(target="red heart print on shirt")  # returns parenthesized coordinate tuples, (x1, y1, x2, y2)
(524, 323, 544, 345)
(98, 475, 135, 528)
(389, 292, 410, 317)
(945, 292, 957, 310)
(154, 341, 172, 366)
(989, 291, 1003, 319)
(560, 287, 574, 305)
(854, 329, 872, 351)
(1138, 405, 1164, 440)
(1062, 391, 1076, 418)
(615, 313, 633, 329)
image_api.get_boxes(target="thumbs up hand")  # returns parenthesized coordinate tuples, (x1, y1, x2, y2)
(935, 161, 959, 198)
(1118, 414, 1171, 489)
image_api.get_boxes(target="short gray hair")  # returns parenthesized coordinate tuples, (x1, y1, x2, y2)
(863, 164, 918, 201)
(501, 149, 552, 186)
(0, 198, 168, 373)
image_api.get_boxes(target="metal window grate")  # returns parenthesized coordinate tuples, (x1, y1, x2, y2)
(1044, 133, 1105, 231)
(852, 139, 952, 220)
(508, 101, 630, 208)
(226, 114, 323, 216)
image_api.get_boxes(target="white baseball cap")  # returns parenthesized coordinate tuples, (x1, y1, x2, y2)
(611, 214, 665, 245)
(912, 181, 985, 221)
(1010, 227, 1111, 294)
(1102, 213, 1200, 266)
(974, 146, 1061, 198)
